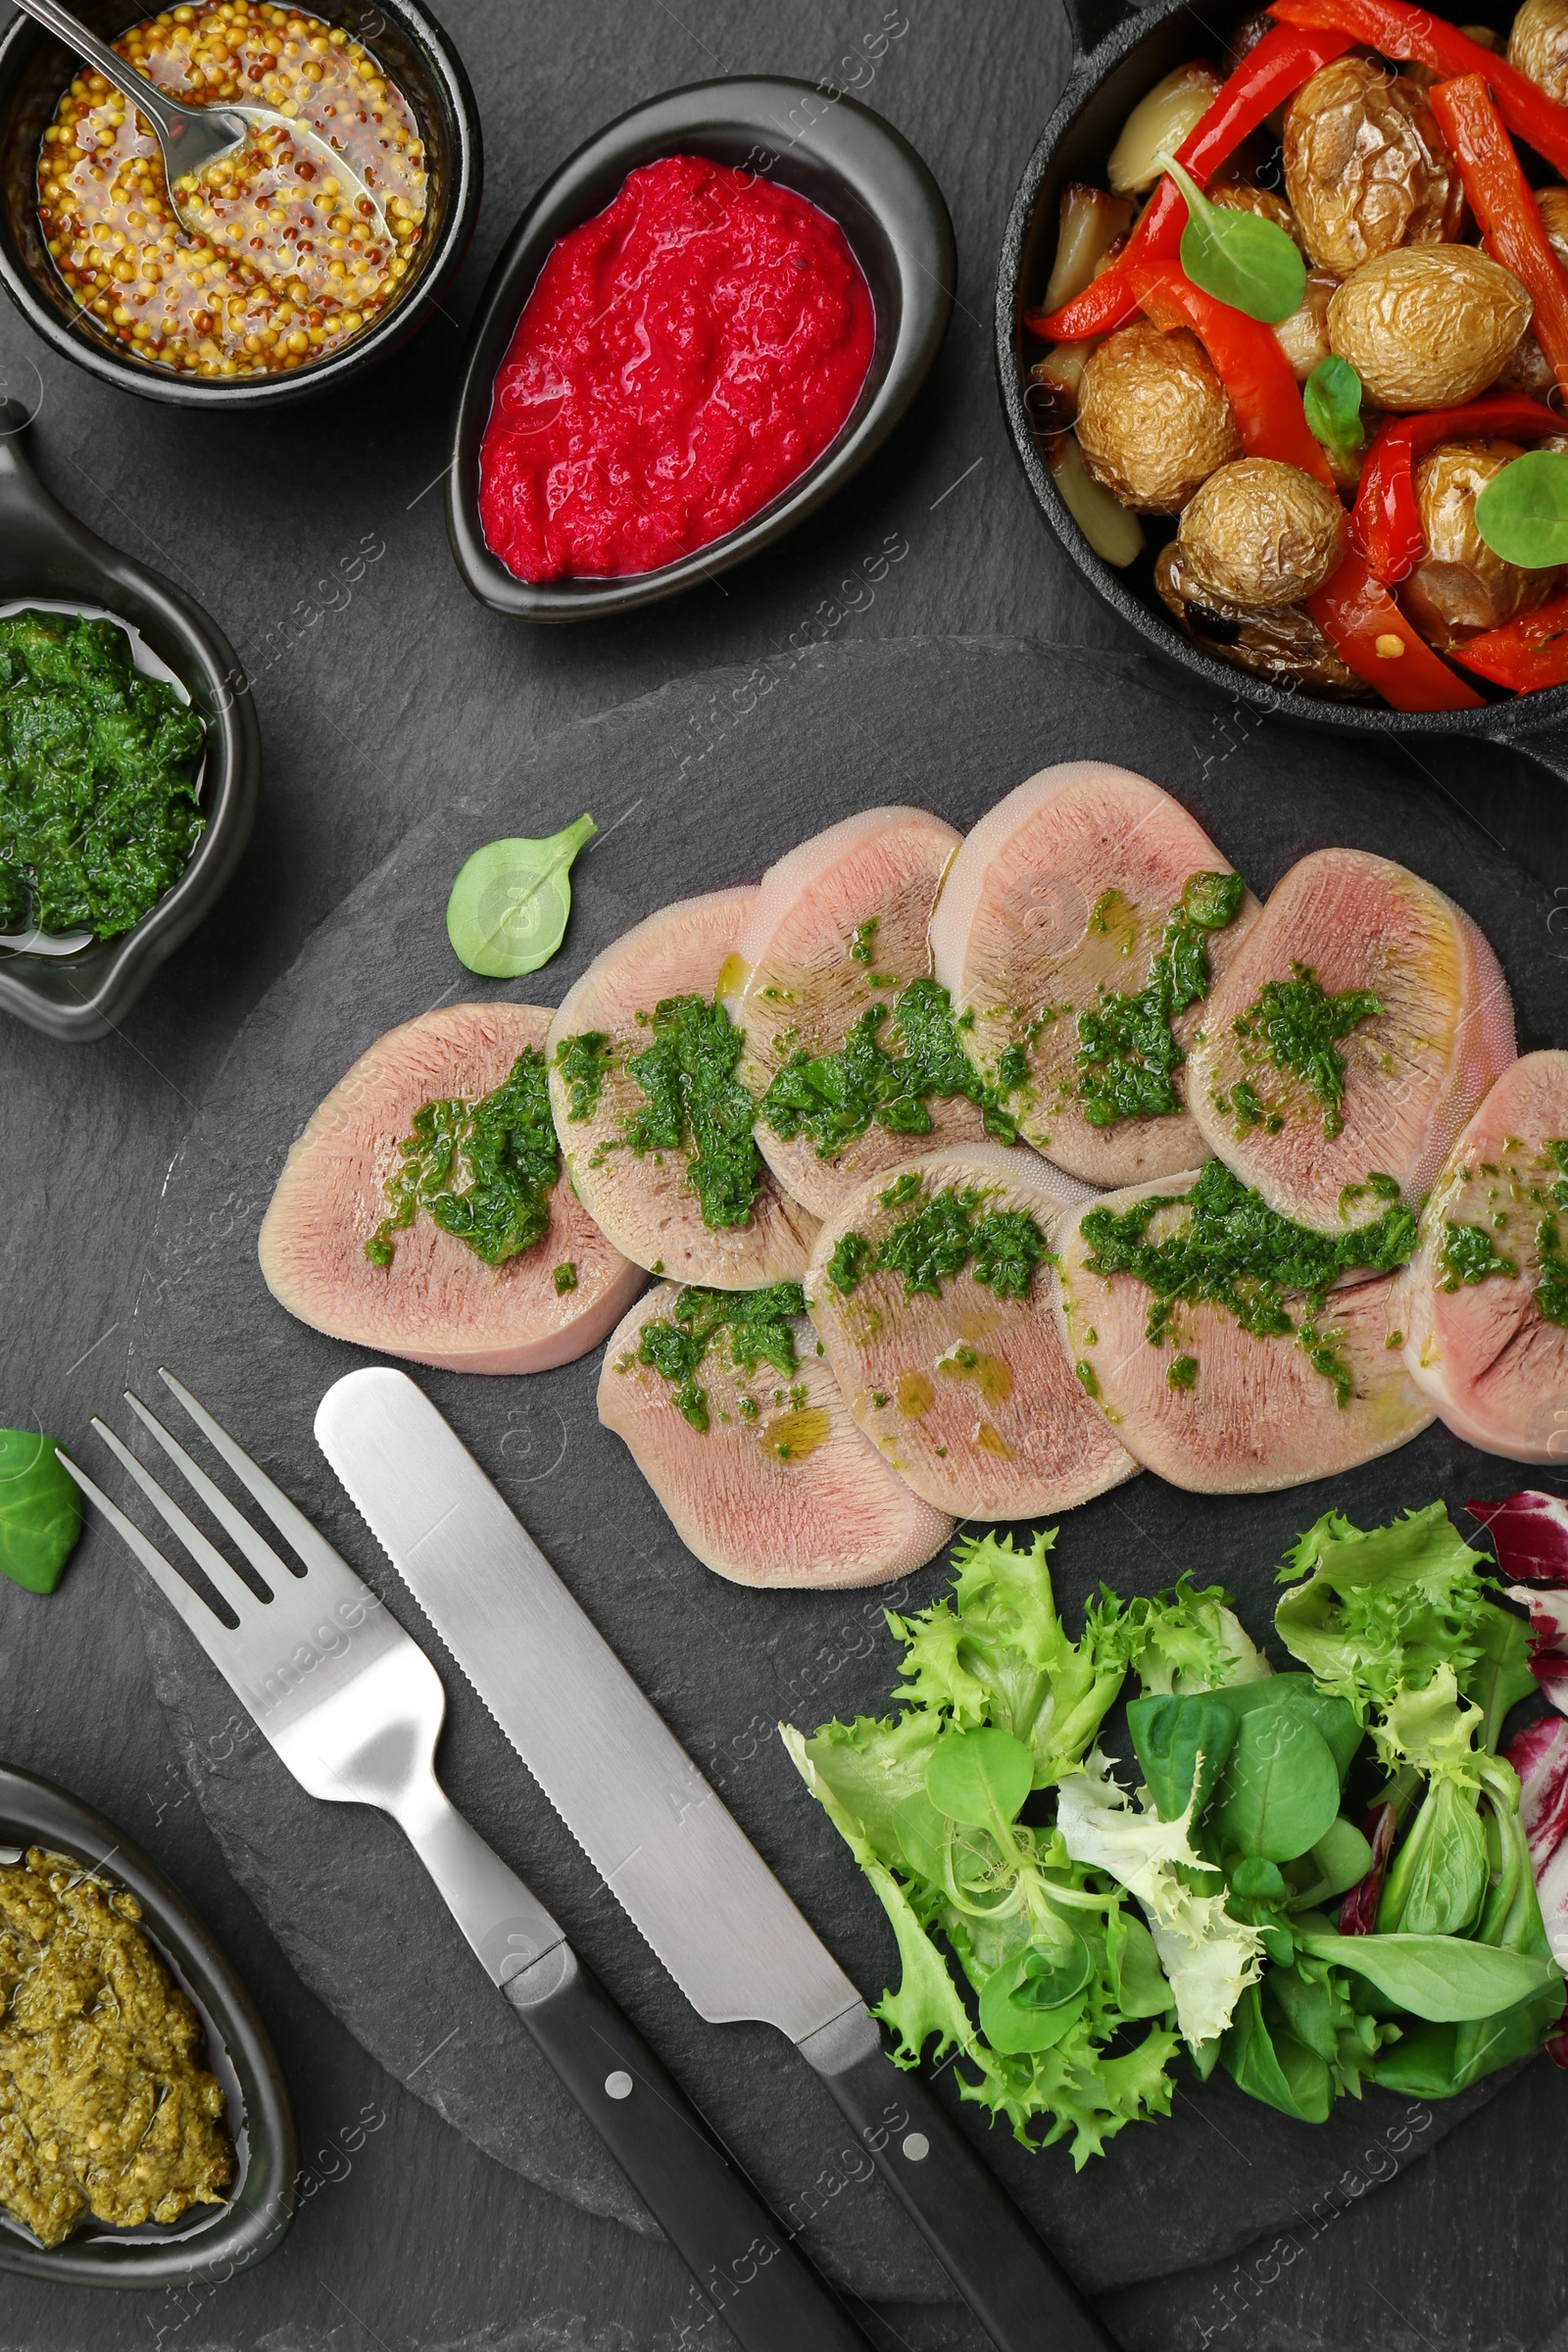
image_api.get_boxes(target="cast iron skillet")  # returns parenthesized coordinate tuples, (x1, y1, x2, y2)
(0, 401, 259, 1042)
(0, 0, 480, 410)
(997, 0, 1568, 786)
(0, 1759, 297, 2286)
(447, 76, 956, 620)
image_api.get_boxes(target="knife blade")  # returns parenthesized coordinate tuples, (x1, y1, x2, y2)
(316, 1364, 1119, 2352)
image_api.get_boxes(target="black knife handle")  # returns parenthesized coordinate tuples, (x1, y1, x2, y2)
(505, 1945, 868, 2352)
(799, 2007, 1120, 2352)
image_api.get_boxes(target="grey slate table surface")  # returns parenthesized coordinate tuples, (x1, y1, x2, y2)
(3, 2, 1568, 2346)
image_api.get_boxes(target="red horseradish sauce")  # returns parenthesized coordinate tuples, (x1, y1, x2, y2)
(477, 155, 876, 582)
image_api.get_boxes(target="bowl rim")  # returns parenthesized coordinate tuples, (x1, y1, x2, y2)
(992, 0, 1568, 750)
(445, 73, 956, 621)
(0, 0, 482, 409)
(0, 1759, 298, 2286)
(0, 409, 261, 1042)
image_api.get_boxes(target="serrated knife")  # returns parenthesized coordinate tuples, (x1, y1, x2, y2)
(315, 1364, 1118, 2352)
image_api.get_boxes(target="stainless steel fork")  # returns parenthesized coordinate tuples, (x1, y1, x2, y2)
(59, 1371, 867, 2352)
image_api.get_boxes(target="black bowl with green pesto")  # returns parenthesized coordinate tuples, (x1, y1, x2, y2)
(0, 1762, 297, 2285)
(0, 405, 258, 1041)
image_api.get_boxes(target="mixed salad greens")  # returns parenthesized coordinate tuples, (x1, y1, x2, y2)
(786, 1501, 1565, 2163)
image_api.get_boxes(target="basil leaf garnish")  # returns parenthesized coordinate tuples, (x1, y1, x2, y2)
(1474, 449, 1568, 569)
(1162, 153, 1306, 326)
(1303, 355, 1364, 461)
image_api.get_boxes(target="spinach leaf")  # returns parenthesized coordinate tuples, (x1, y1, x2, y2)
(1293, 1924, 1561, 2021)
(1162, 154, 1306, 324)
(0, 1430, 81, 1594)
(1370, 2019, 1461, 2098)
(1211, 1673, 1361, 1780)
(1127, 1691, 1238, 1824)
(1290, 1816, 1374, 1908)
(1210, 1705, 1343, 1862)
(1474, 450, 1568, 569)
(1222, 1982, 1335, 2122)
(979, 1943, 1095, 2054)
(925, 1726, 1034, 1830)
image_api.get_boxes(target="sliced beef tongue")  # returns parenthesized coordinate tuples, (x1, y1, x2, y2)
(258, 1003, 646, 1375)
(803, 1141, 1139, 1520)
(928, 760, 1261, 1189)
(1188, 846, 1517, 1237)
(545, 885, 819, 1290)
(726, 806, 991, 1218)
(597, 1281, 954, 1590)
(1052, 1169, 1433, 1494)
(1391, 1050, 1568, 1463)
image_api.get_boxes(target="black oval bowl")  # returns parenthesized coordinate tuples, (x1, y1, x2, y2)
(996, 0, 1568, 785)
(447, 75, 956, 621)
(0, 0, 480, 410)
(0, 1760, 297, 2286)
(0, 404, 260, 1041)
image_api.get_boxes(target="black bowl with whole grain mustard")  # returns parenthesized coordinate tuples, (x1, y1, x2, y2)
(447, 76, 956, 620)
(0, 0, 480, 407)
(996, 0, 1568, 788)
(0, 1761, 297, 2286)
(0, 402, 260, 1041)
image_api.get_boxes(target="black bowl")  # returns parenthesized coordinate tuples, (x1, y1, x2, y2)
(447, 75, 956, 620)
(0, 402, 260, 1040)
(996, 0, 1568, 787)
(0, 0, 480, 409)
(0, 1760, 297, 2286)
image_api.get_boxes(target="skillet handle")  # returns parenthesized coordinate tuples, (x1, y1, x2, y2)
(799, 2006, 1120, 2352)
(1490, 713, 1568, 787)
(1059, 0, 1147, 63)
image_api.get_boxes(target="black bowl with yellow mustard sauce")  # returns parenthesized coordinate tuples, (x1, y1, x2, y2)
(0, 0, 479, 407)
(0, 1760, 297, 2286)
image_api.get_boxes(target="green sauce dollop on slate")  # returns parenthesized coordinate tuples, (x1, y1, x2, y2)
(634, 1281, 806, 1433)
(827, 1184, 1050, 1303)
(0, 611, 204, 939)
(1228, 962, 1382, 1140)
(1075, 870, 1245, 1128)
(760, 977, 1022, 1157)
(367, 1049, 559, 1268)
(624, 994, 761, 1229)
(1439, 1220, 1518, 1293)
(1078, 1159, 1417, 1400)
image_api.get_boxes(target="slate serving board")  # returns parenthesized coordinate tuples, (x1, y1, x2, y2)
(126, 637, 1563, 2306)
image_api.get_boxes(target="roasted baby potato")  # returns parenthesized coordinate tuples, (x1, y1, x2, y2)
(1274, 266, 1338, 382)
(1155, 542, 1367, 692)
(1283, 56, 1463, 276)
(1401, 438, 1562, 644)
(1074, 320, 1244, 511)
(1327, 246, 1532, 408)
(1107, 64, 1222, 193)
(1510, 0, 1568, 102)
(1174, 459, 1348, 607)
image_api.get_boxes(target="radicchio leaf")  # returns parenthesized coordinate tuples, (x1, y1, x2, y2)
(1339, 1799, 1396, 1936)
(1467, 1490, 1568, 1584)
(1503, 1585, 1568, 1716)
(1502, 1712, 1568, 1987)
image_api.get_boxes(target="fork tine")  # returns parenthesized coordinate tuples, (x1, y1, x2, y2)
(55, 1448, 241, 1644)
(91, 1419, 270, 1621)
(124, 1390, 286, 1599)
(160, 1368, 347, 1580)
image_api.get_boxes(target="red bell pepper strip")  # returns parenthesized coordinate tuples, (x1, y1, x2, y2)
(1351, 394, 1560, 582)
(1269, 0, 1568, 179)
(1447, 589, 1568, 689)
(1430, 74, 1568, 406)
(1130, 261, 1339, 489)
(1307, 549, 1487, 709)
(1026, 24, 1354, 342)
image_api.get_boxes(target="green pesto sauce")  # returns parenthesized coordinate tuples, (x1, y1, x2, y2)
(1166, 1352, 1199, 1392)
(1537, 1218, 1568, 1326)
(554, 1030, 612, 1121)
(1227, 962, 1382, 1140)
(851, 917, 878, 964)
(759, 977, 1022, 1159)
(1439, 1220, 1518, 1293)
(0, 610, 205, 939)
(1077, 1158, 1417, 1402)
(367, 1049, 559, 1269)
(635, 1281, 806, 1433)
(1074, 870, 1245, 1129)
(827, 1183, 1049, 1304)
(622, 994, 761, 1230)
(553, 1260, 577, 1295)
